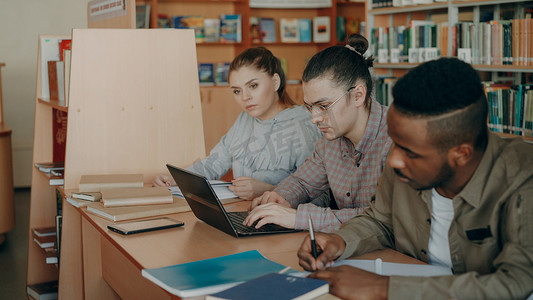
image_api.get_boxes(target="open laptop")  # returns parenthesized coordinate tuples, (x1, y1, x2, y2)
(166, 164, 301, 237)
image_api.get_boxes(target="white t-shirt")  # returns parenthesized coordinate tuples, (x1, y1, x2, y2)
(428, 188, 455, 269)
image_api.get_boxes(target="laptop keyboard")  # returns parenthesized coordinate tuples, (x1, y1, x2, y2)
(228, 211, 291, 233)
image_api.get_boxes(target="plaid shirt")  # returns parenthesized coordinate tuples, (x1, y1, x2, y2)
(274, 100, 392, 232)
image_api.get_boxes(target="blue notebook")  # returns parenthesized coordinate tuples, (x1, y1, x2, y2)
(141, 250, 290, 298)
(206, 273, 329, 300)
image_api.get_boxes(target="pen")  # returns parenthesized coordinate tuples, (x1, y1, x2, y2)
(308, 216, 318, 259)
(375, 258, 383, 275)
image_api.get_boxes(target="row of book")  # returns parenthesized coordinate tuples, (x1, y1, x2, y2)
(375, 77, 397, 107)
(369, 18, 533, 66)
(372, 78, 533, 138)
(486, 83, 533, 137)
(168, 14, 242, 43)
(251, 16, 331, 43)
(198, 62, 230, 86)
(370, 21, 442, 63)
(40, 37, 72, 105)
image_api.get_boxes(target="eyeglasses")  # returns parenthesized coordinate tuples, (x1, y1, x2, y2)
(304, 86, 355, 115)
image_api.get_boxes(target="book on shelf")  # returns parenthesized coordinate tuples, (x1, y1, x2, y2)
(141, 250, 291, 298)
(136, 4, 151, 29)
(186, 16, 205, 43)
(299, 18, 312, 43)
(33, 234, 56, 249)
(71, 191, 102, 201)
(171, 15, 188, 29)
(313, 16, 331, 43)
(220, 14, 242, 43)
(63, 49, 71, 106)
(215, 62, 230, 86)
(250, 17, 261, 43)
(47, 60, 64, 102)
(39, 36, 69, 100)
(86, 197, 191, 222)
(101, 186, 173, 207)
(55, 215, 62, 262)
(204, 18, 221, 42)
(47, 173, 64, 186)
(58, 39, 71, 61)
(259, 18, 276, 43)
(45, 248, 58, 264)
(33, 226, 57, 237)
(78, 173, 144, 192)
(206, 273, 329, 300)
(52, 109, 67, 162)
(280, 18, 300, 43)
(198, 63, 215, 86)
(157, 14, 171, 28)
(336, 16, 346, 42)
(26, 280, 58, 300)
(34, 162, 64, 173)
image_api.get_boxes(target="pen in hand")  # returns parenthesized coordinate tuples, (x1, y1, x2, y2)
(308, 216, 318, 260)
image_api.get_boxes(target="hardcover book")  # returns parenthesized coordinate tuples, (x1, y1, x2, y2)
(215, 62, 230, 86)
(206, 273, 329, 300)
(280, 18, 300, 43)
(220, 14, 242, 43)
(71, 192, 102, 201)
(136, 4, 151, 28)
(313, 16, 331, 43)
(299, 18, 312, 42)
(27, 280, 58, 300)
(204, 18, 221, 42)
(33, 227, 57, 237)
(141, 250, 290, 298)
(101, 186, 173, 207)
(33, 234, 56, 249)
(86, 197, 190, 222)
(198, 63, 215, 86)
(78, 174, 144, 192)
(34, 161, 64, 173)
(259, 18, 276, 43)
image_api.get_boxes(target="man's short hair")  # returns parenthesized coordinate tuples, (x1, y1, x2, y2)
(392, 58, 488, 151)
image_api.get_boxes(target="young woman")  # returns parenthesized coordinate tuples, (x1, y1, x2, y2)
(153, 47, 322, 200)
(245, 34, 392, 232)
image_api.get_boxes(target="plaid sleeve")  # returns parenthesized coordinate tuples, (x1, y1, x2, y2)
(295, 204, 366, 233)
(274, 138, 330, 207)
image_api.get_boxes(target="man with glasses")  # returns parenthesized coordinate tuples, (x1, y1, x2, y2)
(244, 34, 392, 232)
(298, 58, 533, 299)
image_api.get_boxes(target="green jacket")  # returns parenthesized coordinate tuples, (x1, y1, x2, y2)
(337, 132, 533, 300)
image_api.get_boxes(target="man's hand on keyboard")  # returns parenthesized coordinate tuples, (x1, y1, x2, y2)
(244, 203, 297, 229)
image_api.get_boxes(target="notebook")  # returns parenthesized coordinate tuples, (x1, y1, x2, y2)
(166, 164, 301, 237)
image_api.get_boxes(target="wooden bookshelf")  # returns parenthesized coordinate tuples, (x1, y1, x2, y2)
(367, 0, 532, 139)
(0, 62, 14, 240)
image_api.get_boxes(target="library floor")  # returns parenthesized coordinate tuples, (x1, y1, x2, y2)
(0, 188, 30, 299)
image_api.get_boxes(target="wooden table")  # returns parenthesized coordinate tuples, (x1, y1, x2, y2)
(68, 200, 423, 300)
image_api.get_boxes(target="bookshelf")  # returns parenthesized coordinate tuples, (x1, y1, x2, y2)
(27, 29, 208, 299)
(140, 0, 367, 151)
(0, 62, 15, 241)
(366, 0, 533, 139)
